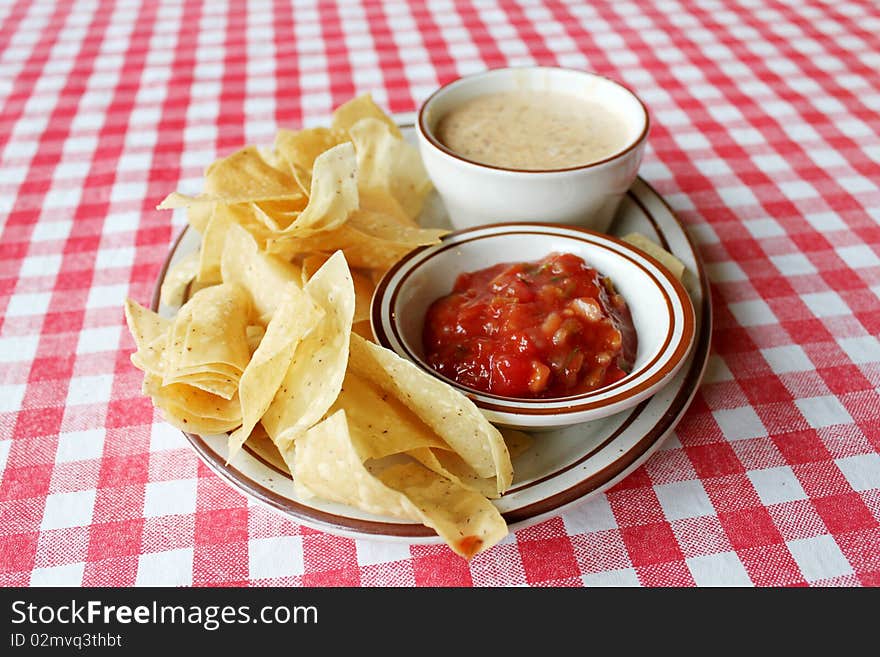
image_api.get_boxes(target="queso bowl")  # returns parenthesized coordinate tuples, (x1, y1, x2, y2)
(371, 223, 695, 430)
(416, 66, 650, 232)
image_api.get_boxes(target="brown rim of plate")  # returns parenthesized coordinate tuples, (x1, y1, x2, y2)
(370, 224, 695, 415)
(149, 177, 711, 539)
(417, 66, 651, 174)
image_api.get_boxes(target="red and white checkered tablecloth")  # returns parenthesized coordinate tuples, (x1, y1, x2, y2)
(1, 0, 878, 588)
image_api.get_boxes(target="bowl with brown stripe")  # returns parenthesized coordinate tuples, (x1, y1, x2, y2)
(371, 222, 696, 430)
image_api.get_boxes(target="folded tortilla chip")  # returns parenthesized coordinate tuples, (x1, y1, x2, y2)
(347, 333, 513, 494)
(260, 251, 355, 448)
(221, 223, 302, 322)
(163, 283, 252, 398)
(332, 93, 402, 139)
(349, 117, 433, 220)
(287, 410, 506, 559)
(159, 252, 200, 308)
(227, 282, 325, 461)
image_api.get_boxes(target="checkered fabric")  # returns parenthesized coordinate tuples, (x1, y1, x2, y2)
(1, 0, 878, 587)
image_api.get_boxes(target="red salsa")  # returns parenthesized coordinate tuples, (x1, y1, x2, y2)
(423, 253, 636, 398)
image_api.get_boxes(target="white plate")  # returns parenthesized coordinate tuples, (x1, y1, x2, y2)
(151, 117, 712, 542)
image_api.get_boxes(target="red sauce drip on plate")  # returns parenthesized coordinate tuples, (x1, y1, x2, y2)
(423, 253, 637, 399)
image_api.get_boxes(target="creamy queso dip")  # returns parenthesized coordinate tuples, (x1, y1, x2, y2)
(434, 91, 631, 170)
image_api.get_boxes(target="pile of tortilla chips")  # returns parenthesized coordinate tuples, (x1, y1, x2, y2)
(124, 95, 515, 559)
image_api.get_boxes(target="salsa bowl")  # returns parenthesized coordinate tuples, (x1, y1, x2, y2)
(371, 223, 696, 429)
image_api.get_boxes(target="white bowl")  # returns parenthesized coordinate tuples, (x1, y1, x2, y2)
(371, 223, 695, 430)
(416, 66, 650, 232)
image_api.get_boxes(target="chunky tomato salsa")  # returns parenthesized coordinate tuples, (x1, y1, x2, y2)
(423, 253, 636, 398)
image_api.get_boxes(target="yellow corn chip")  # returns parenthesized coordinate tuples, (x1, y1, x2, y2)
(349, 117, 433, 220)
(348, 333, 513, 494)
(143, 374, 242, 435)
(163, 283, 252, 398)
(265, 142, 359, 244)
(287, 410, 506, 559)
(622, 232, 686, 280)
(204, 145, 299, 202)
(221, 223, 302, 322)
(260, 251, 355, 448)
(274, 127, 344, 188)
(159, 252, 200, 308)
(377, 461, 507, 559)
(331, 93, 402, 139)
(227, 282, 325, 461)
(197, 204, 234, 284)
(331, 371, 448, 459)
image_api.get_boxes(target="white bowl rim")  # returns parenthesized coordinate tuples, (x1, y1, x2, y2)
(371, 222, 696, 423)
(417, 65, 651, 175)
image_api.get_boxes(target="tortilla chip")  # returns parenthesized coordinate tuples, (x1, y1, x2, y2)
(160, 252, 200, 308)
(377, 461, 507, 559)
(274, 127, 345, 189)
(197, 204, 234, 284)
(204, 145, 299, 202)
(622, 232, 686, 280)
(156, 192, 212, 219)
(300, 253, 331, 285)
(260, 251, 355, 448)
(331, 371, 448, 459)
(254, 197, 309, 231)
(124, 298, 172, 376)
(143, 374, 242, 434)
(287, 410, 506, 559)
(125, 298, 172, 348)
(301, 254, 373, 324)
(130, 333, 170, 376)
(163, 283, 252, 398)
(329, 363, 503, 499)
(406, 447, 500, 499)
(265, 142, 359, 244)
(267, 211, 446, 272)
(349, 117, 433, 220)
(246, 324, 265, 354)
(347, 333, 513, 494)
(227, 282, 325, 461)
(331, 93, 402, 139)
(244, 423, 288, 473)
(186, 199, 214, 234)
(221, 223, 302, 322)
(357, 187, 415, 227)
(287, 410, 412, 510)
